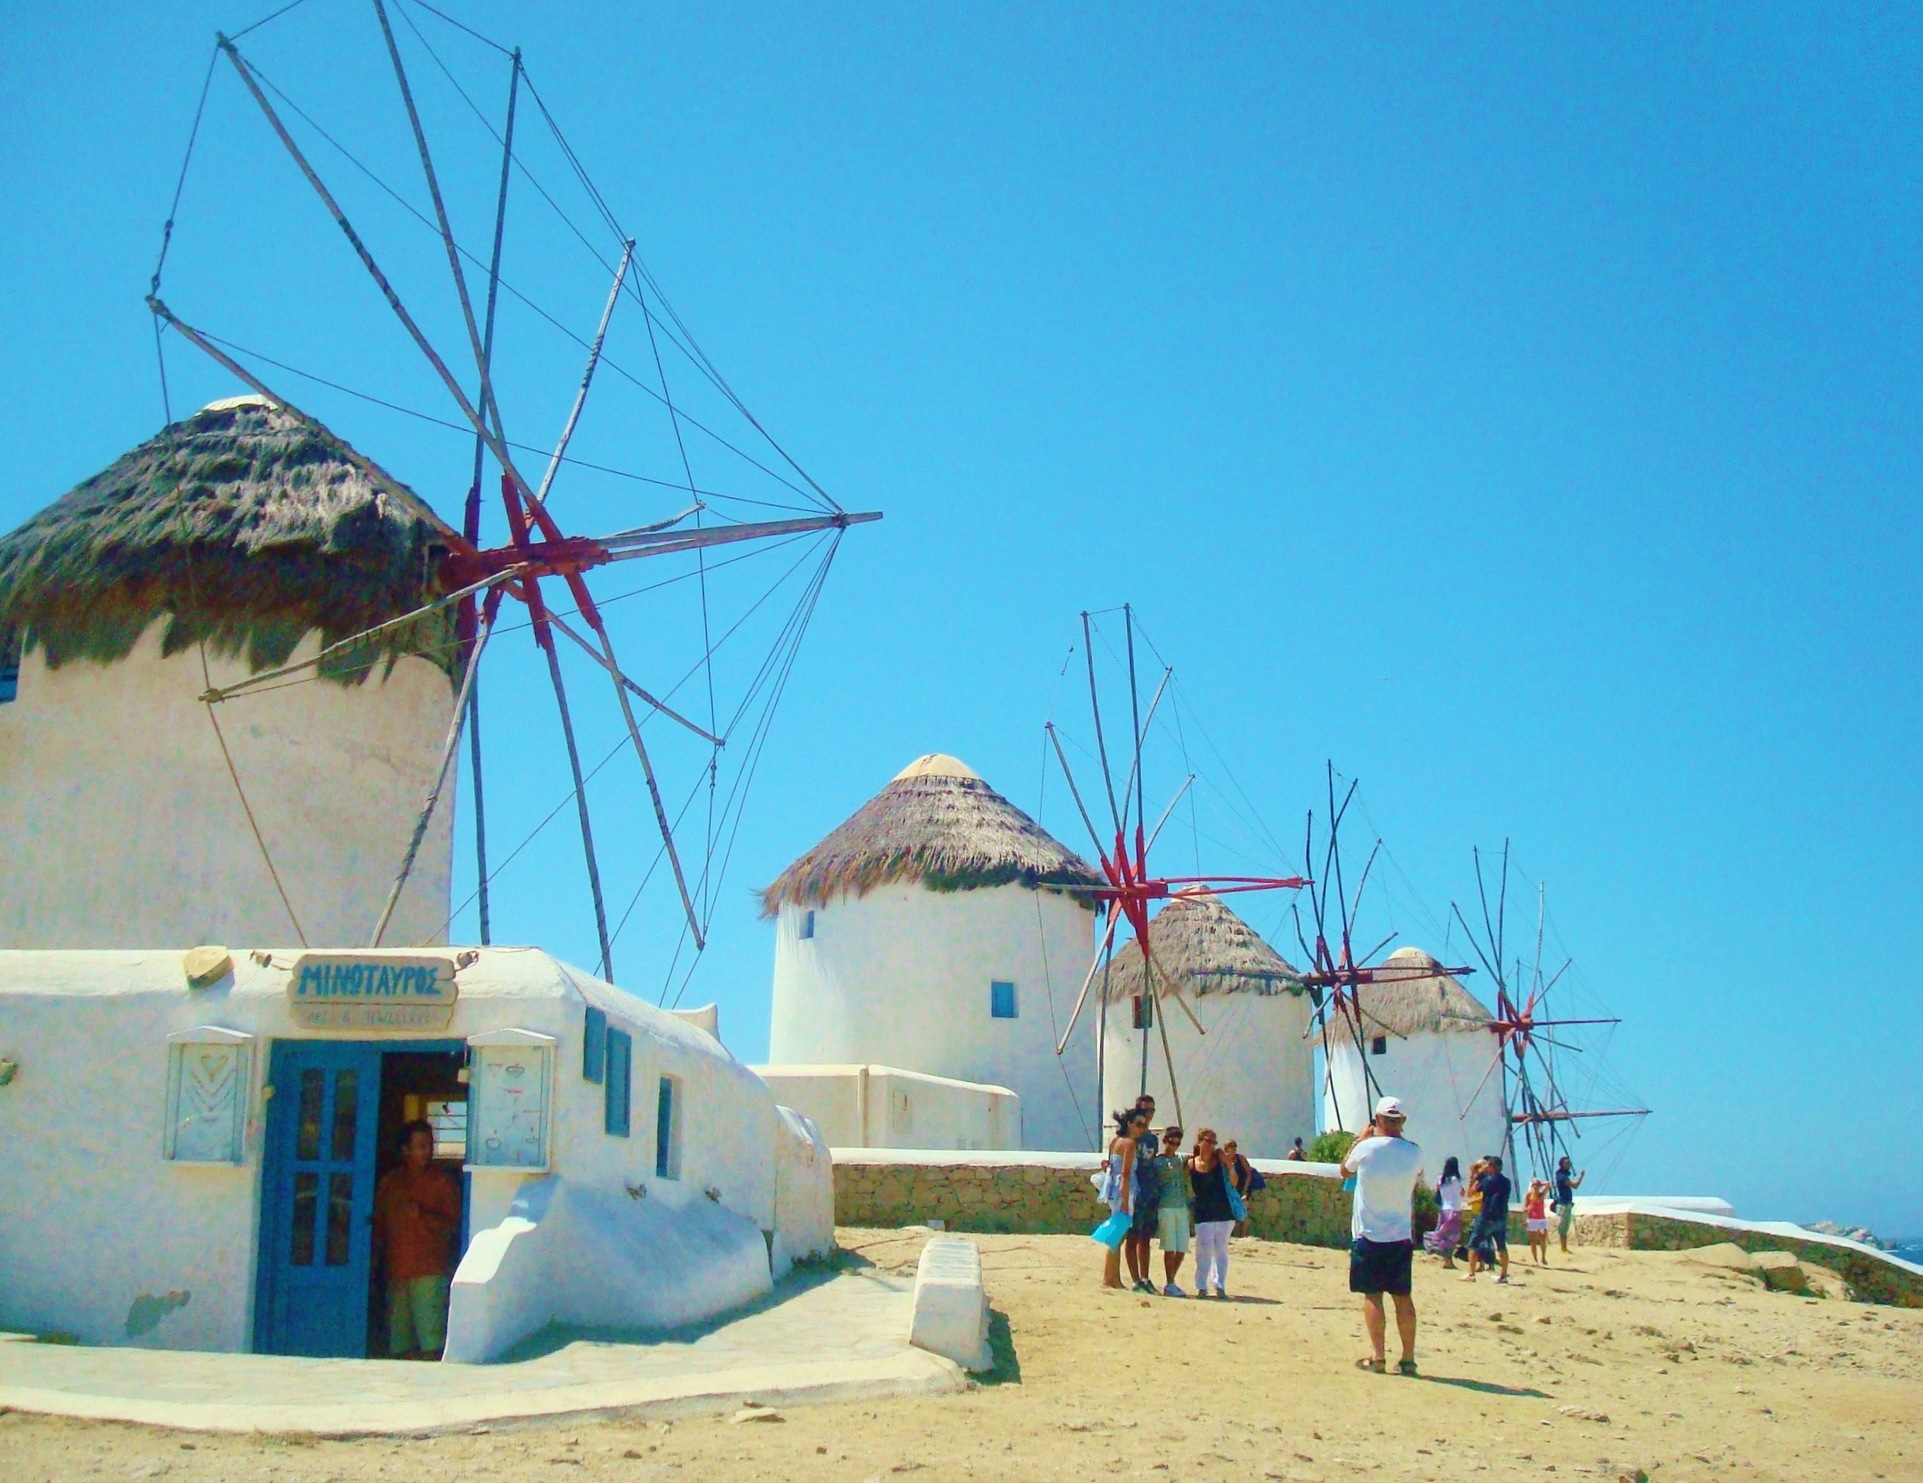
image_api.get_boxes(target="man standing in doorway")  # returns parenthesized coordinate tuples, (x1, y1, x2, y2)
(373, 1120, 462, 1360)
(1341, 1095, 1424, 1376)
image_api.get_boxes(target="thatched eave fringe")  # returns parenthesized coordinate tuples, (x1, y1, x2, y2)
(1104, 892, 1307, 1000)
(0, 399, 460, 685)
(759, 766, 1103, 915)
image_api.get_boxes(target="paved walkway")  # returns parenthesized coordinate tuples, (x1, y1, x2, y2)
(0, 1269, 963, 1434)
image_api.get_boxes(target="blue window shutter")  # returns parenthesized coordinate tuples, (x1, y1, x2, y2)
(655, 1077, 676, 1178)
(604, 1028, 632, 1137)
(800, 909, 815, 940)
(991, 980, 1017, 1019)
(583, 1005, 607, 1084)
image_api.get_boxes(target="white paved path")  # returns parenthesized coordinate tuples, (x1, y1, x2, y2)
(0, 1270, 963, 1435)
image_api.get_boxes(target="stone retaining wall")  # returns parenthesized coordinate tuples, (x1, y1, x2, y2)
(834, 1157, 1356, 1247)
(1576, 1211, 1922, 1307)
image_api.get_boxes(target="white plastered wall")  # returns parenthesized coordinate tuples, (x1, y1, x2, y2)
(0, 621, 455, 951)
(753, 1063, 1021, 1151)
(1324, 1029, 1509, 1178)
(1101, 988, 1315, 1158)
(0, 947, 829, 1356)
(767, 882, 1099, 1152)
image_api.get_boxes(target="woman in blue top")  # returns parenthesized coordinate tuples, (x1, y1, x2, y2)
(1099, 1109, 1146, 1289)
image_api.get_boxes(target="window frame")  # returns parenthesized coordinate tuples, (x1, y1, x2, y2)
(604, 1026, 632, 1137)
(990, 979, 1018, 1019)
(162, 1025, 254, 1164)
(583, 1005, 607, 1084)
(654, 1074, 682, 1180)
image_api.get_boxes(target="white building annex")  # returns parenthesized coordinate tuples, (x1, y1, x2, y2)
(0, 399, 833, 1361)
(1321, 946, 1508, 1177)
(0, 947, 831, 1361)
(1100, 893, 1314, 1158)
(761, 754, 1104, 1152)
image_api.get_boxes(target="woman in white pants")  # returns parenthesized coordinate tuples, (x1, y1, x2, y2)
(1188, 1128, 1236, 1298)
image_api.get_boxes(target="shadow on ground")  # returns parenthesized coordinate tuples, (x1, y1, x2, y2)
(1415, 1375, 1551, 1398)
(976, 1309, 1021, 1387)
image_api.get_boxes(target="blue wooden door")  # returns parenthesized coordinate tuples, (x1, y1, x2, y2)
(256, 1042, 382, 1356)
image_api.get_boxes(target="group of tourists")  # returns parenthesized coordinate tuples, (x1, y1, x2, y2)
(1094, 1093, 1266, 1297)
(1425, 1149, 1585, 1279)
(1093, 1089, 1589, 1380)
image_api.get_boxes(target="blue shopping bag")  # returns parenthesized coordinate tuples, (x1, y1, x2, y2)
(1090, 1210, 1132, 1249)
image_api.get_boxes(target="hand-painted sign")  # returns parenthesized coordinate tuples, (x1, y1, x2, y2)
(286, 954, 459, 1030)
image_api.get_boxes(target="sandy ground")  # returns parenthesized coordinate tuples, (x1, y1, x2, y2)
(3, 1228, 1920, 1482)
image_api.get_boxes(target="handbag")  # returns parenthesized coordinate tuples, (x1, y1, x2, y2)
(1225, 1178, 1249, 1223)
(1090, 1210, 1132, 1249)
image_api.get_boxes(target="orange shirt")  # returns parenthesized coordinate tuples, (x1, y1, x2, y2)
(373, 1165, 462, 1281)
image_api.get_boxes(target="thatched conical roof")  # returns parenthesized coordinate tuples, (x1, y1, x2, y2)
(758, 753, 1103, 915)
(1104, 892, 1304, 1001)
(1348, 947, 1493, 1036)
(0, 396, 461, 684)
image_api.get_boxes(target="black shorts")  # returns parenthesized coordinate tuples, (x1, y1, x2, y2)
(1470, 1217, 1508, 1253)
(1131, 1200, 1160, 1238)
(1349, 1237, 1414, 1296)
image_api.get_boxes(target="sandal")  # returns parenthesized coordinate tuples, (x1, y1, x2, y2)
(1397, 1358, 1419, 1377)
(1354, 1357, 1386, 1374)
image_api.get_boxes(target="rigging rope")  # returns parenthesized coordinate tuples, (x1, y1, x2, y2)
(234, 48, 832, 510)
(230, 0, 315, 42)
(666, 533, 841, 1007)
(391, 0, 842, 513)
(183, 324, 826, 512)
(1033, 890, 1093, 1148)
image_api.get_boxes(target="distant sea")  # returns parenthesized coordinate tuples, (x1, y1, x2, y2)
(1892, 1239, 1923, 1267)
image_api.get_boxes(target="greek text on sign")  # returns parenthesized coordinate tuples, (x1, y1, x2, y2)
(287, 954, 459, 1029)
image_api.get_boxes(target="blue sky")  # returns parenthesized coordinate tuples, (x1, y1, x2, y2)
(3, 4, 1918, 1233)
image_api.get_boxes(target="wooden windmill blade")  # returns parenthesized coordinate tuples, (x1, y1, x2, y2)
(1044, 606, 1306, 1136)
(1450, 856, 1649, 1180)
(150, 13, 881, 982)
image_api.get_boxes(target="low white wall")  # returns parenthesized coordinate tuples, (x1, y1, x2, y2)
(770, 1106, 836, 1273)
(768, 883, 1099, 1151)
(1576, 1196, 1736, 1219)
(0, 946, 829, 1354)
(0, 624, 455, 952)
(445, 1175, 773, 1362)
(753, 1063, 1020, 1151)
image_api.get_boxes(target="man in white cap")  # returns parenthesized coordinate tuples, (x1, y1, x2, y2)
(1340, 1095, 1424, 1375)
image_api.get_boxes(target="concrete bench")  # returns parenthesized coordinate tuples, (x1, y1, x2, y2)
(907, 1235, 992, 1372)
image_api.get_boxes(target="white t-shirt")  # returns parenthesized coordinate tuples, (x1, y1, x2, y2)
(1343, 1134, 1424, 1243)
(1438, 1175, 1465, 1212)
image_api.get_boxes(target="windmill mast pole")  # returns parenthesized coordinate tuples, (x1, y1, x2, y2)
(1126, 607, 1153, 1098)
(466, 47, 519, 947)
(1094, 926, 1112, 1149)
